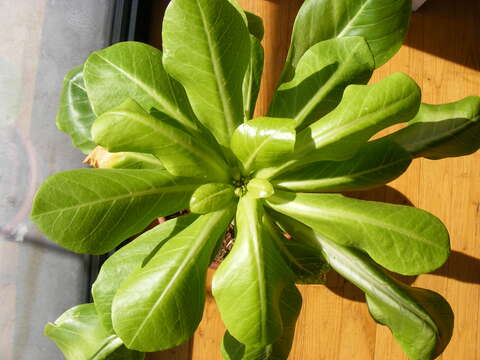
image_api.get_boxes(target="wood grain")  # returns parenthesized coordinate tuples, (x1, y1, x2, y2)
(150, 0, 480, 358)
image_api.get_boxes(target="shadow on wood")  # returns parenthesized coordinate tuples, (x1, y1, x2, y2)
(146, 342, 192, 360)
(324, 267, 417, 304)
(344, 185, 414, 207)
(432, 251, 480, 284)
(405, 0, 480, 71)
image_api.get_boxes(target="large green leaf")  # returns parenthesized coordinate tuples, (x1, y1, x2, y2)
(264, 214, 330, 284)
(112, 207, 234, 351)
(91, 99, 230, 182)
(92, 215, 198, 332)
(83, 41, 197, 132)
(243, 36, 264, 121)
(277, 216, 453, 360)
(269, 37, 374, 129)
(162, 0, 251, 147)
(221, 285, 302, 360)
(386, 96, 480, 159)
(31, 168, 201, 254)
(231, 117, 296, 174)
(212, 196, 294, 346)
(44, 303, 144, 360)
(281, 0, 412, 81)
(266, 191, 450, 275)
(273, 139, 412, 192)
(259, 72, 420, 179)
(295, 72, 420, 161)
(56, 65, 96, 153)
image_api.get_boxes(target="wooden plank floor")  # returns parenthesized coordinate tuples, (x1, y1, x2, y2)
(150, 0, 480, 358)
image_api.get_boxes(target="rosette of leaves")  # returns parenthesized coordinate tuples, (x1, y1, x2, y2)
(32, 0, 480, 359)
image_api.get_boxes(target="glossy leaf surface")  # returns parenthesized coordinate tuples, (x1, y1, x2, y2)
(267, 191, 450, 275)
(112, 208, 234, 351)
(84, 41, 197, 131)
(163, 0, 251, 147)
(213, 196, 294, 346)
(273, 140, 412, 192)
(91, 99, 229, 181)
(295, 72, 420, 161)
(221, 285, 302, 360)
(282, 0, 411, 81)
(246, 178, 275, 199)
(231, 117, 296, 174)
(278, 215, 453, 360)
(190, 183, 236, 214)
(260, 73, 420, 179)
(269, 37, 374, 128)
(92, 215, 197, 332)
(386, 96, 480, 159)
(56, 65, 96, 153)
(44, 304, 144, 360)
(31, 168, 200, 254)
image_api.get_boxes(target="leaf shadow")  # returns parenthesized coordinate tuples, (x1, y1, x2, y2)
(343, 185, 415, 206)
(325, 185, 419, 302)
(431, 251, 480, 284)
(384, 118, 480, 159)
(325, 185, 480, 302)
(326, 250, 480, 304)
(325, 268, 417, 304)
(346, 185, 480, 285)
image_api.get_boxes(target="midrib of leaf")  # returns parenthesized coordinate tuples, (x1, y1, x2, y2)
(315, 92, 415, 145)
(292, 42, 363, 127)
(196, 0, 237, 137)
(93, 53, 190, 126)
(90, 335, 123, 360)
(243, 133, 279, 172)
(32, 184, 195, 218)
(257, 93, 415, 180)
(246, 203, 268, 344)
(70, 78, 87, 93)
(296, 90, 417, 156)
(400, 118, 476, 152)
(280, 199, 444, 250)
(292, 64, 340, 127)
(277, 156, 408, 188)
(336, 1, 372, 37)
(112, 110, 227, 177)
(319, 235, 438, 331)
(127, 211, 224, 346)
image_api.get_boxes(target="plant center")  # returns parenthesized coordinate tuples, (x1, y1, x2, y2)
(233, 176, 250, 197)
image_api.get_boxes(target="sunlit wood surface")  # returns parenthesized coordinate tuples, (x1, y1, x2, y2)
(149, 0, 480, 358)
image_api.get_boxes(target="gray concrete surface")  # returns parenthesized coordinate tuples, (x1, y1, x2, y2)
(0, 1, 113, 358)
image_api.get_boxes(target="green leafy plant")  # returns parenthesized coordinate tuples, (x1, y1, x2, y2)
(32, 0, 480, 359)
